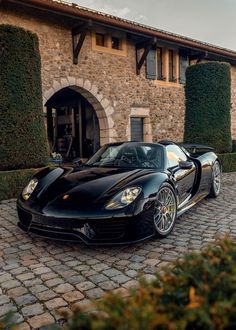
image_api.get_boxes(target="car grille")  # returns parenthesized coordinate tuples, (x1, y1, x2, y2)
(17, 204, 128, 239)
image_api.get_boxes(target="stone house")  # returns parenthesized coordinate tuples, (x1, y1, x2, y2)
(1, 0, 236, 158)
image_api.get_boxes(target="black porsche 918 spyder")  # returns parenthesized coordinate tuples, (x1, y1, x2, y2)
(17, 141, 221, 245)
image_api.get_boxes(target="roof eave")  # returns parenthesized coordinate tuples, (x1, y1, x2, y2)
(4, 0, 236, 61)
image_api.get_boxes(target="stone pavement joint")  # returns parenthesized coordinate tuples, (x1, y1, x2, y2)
(0, 173, 236, 328)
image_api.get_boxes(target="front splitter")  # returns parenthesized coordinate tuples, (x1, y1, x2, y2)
(18, 221, 155, 246)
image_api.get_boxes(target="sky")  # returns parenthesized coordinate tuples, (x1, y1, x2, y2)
(67, 0, 236, 52)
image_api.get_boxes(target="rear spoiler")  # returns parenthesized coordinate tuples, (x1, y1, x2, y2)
(181, 143, 214, 153)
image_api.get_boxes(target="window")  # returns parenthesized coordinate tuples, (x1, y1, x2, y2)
(87, 143, 164, 169)
(96, 33, 105, 47)
(130, 117, 144, 142)
(166, 145, 187, 168)
(179, 51, 189, 84)
(112, 36, 120, 50)
(168, 50, 176, 82)
(146, 47, 188, 84)
(128, 107, 152, 143)
(92, 31, 127, 56)
(157, 48, 163, 80)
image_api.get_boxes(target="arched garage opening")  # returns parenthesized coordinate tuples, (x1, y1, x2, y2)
(45, 87, 100, 159)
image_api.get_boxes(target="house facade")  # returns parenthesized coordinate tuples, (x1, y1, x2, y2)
(1, 0, 236, 159)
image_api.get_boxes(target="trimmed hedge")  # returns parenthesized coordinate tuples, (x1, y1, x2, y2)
(218, 152, 236, 172)
(0, 24, 48, 170)
(0, 168, 41, 201)
(184, 62, 232, 153)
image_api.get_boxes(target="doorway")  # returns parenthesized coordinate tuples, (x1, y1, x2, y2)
(46, 87, 100, 160)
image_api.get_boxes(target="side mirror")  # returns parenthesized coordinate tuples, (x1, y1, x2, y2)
(73, 158, 83, 166)
(179, 160, 193, 170)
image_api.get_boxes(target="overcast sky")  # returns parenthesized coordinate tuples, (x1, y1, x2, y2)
(68, 0, 236, 51)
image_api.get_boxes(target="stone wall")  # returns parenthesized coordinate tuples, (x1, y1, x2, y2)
(2, 4, 236, 144)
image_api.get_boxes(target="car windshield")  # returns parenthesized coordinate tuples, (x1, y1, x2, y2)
(86, 143, 164, 169)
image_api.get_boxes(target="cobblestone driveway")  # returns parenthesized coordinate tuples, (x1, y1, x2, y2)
(0, 173, 236, 329)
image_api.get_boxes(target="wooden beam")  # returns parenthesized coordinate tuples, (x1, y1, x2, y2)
(72, 20, 92, 65)
(136, 43, 152, 75)
(72, 30, 87, 64)
(72, 20, 92, 36)
(136, 38, 157, 75)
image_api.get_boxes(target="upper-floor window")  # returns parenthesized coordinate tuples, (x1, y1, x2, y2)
(96, 33, 106, 47)
(112, 36, 121, 50)
(157, 47, 163, 80)
(168, 49, 177, 82)
(92, 30, 127, 56)
(146, 47, 188, 84)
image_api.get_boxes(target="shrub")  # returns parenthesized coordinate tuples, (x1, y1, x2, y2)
(218, 152, 236, 172)
(45, 237, 236, 330)
(0, 168, 41, 201)
(0, 24, 48, 170)
(184, 62, 232, 153)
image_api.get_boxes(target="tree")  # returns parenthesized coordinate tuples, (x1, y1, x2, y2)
(0, 24, 48, 170)
(184, 62, 232, 153)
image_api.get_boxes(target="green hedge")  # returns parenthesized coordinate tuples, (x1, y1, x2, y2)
(0, 168, 41, 201)
(184, 62, 232, 153)
(0, 24, 48, 170)
(218, 152, 236, 172)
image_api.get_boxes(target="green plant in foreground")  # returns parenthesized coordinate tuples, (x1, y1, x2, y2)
(56, 237, 236, 330)
(2, 238, 236, 330)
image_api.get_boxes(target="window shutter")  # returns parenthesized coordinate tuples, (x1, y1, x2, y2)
(179, 51, 188, 84)
(131, 117, 144, 142)
(146, 49, 157, 80)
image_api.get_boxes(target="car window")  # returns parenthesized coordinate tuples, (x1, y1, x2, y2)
(166, 145, 187, 168)
(86, 143, 164, 169)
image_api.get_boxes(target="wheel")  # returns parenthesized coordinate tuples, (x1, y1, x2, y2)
(153, 183, 177, 238)
(209, 160, 221, 198)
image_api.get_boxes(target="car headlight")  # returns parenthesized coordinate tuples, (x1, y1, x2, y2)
(105, 187, 142, 210)
(22, 178, 38, 200)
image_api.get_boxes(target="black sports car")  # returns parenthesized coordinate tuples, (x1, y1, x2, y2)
(17, 141, 221, 245)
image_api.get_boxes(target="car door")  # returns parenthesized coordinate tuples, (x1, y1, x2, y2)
(166, 145, 196, 204)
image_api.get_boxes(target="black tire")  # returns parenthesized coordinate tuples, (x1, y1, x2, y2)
(209, 160, 221, 198)
(153, 183, 177, 238)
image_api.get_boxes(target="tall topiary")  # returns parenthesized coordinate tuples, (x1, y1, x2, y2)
(0, 24, 48, 170)
(184, 62, 232, 153)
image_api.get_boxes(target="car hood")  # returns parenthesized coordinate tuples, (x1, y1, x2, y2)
(36, 166, 153, 207)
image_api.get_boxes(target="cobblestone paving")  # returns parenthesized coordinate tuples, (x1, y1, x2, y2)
(0, 173, 236, 329)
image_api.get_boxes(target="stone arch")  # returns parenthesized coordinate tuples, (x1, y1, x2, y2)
(43, 77, 115, 145)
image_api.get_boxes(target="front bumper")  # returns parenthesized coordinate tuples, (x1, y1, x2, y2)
(17, 202, 154, 245)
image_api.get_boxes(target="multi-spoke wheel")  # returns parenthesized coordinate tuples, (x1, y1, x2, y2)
(153, 183, 177, 238)
(209, 160, 221, 198)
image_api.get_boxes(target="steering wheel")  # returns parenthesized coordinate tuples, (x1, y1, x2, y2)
(140, 160, 157, 168)
(120, 155, 132, 164)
